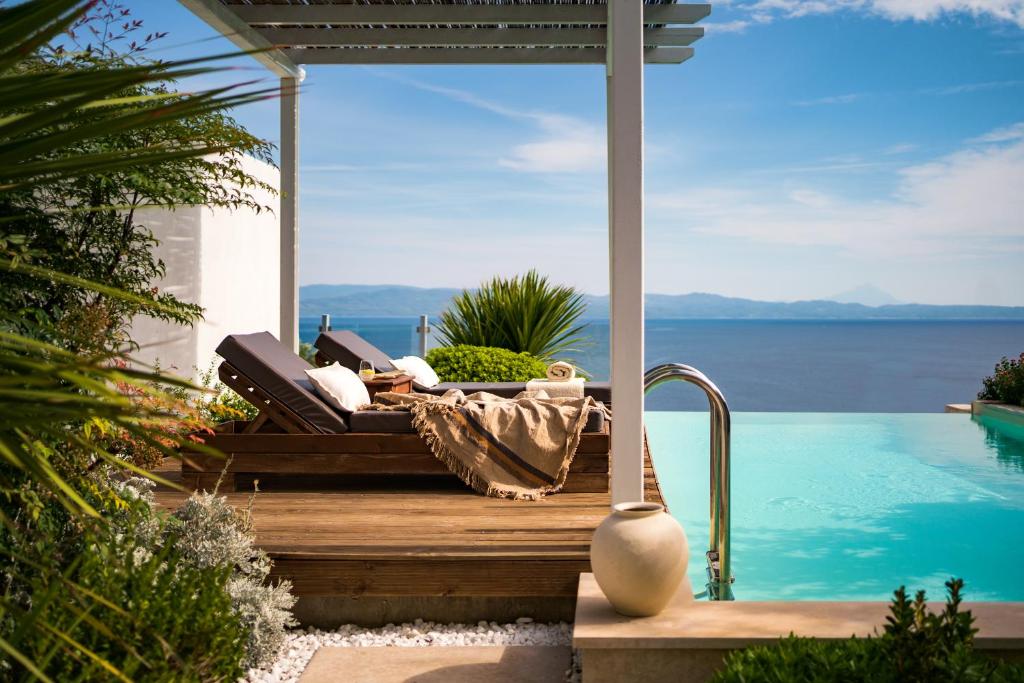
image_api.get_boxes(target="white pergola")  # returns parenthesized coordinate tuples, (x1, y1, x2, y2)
(181, 0, 709, 505)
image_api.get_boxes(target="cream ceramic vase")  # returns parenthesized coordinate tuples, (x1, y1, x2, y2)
(590, 502, 689, 617)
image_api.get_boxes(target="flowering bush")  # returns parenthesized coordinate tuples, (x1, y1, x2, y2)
(94, 359, 214, 469)
(978, 353, 1024, 407)
(98, 359, 259, 469)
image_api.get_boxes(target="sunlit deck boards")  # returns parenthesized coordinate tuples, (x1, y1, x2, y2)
(154, 443, 663, 622)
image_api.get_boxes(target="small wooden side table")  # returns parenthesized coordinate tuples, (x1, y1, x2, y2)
(361, 374, 415, 401)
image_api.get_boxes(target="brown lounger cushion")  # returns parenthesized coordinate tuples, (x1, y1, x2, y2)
(349, 406, 605, 434)
(216, 332, 349, 434)
(315, 330, 395, 374)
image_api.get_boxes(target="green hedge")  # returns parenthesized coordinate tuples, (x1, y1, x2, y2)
(426, 345, 548, 383)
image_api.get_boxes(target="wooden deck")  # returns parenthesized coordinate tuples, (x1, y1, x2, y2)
(154, 441, 664, 625)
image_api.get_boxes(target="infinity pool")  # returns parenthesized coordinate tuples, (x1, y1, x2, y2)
(645, 411, 1024, 602)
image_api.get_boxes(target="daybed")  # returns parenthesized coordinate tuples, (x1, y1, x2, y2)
(180, 332, 610, 494)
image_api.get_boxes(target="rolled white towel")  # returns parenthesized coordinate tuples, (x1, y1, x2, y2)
(546, 361, 576, 382)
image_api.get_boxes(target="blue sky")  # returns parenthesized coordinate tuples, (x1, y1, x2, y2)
(130, 1, 1022, 305)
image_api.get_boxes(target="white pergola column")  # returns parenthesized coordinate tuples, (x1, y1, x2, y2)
(607, 0, 646, 505)
(280, 76, 301, 350)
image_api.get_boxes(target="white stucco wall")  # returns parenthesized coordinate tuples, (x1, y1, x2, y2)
(129, 156, 280, 382)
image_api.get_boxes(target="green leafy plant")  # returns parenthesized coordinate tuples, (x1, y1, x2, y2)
(299, 342, 317, 365)
(6, 483, 250, 682)
(435, 270, 589, 361)
(978, 353, 1024, 408)
(426, 345, 548, 383)
(1, 0, 276, 355)
(0, 0, 285, 676)
(711, 579, 1024, 683)
(195, 361, 260, 423)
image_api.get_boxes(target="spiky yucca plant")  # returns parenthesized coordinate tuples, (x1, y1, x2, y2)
(435, 270, 589, 361)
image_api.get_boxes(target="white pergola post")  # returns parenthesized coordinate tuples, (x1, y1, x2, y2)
(280, 76, 301, 351)
(607, 0, 646, 505)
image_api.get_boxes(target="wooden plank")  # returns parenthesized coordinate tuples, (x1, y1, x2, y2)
(181, 448, 608, 475)
(187, 430, 609, 454)
(229, 4, 712, 26)
(272, 558, 590, 597)
(257, 26, 702, 48)
(283, 46, 693, 65)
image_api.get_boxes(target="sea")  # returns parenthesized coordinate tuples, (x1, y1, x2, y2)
(299, 317, 1024, 412)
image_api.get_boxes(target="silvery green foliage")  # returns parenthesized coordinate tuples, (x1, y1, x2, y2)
(168, 491, 297, 669)
(227, 576, 299, 668)
(115, 479, 297, 669)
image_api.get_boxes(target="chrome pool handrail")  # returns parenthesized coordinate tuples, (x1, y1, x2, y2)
(644, 363, 733, 600)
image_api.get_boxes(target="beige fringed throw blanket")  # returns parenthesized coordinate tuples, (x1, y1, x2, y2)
(370, 390, 599, 500)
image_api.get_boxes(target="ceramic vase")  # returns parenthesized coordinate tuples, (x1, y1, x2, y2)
(590, 502, 689, 617)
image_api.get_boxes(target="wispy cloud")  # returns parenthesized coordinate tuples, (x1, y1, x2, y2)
(883, 143, 917, 155)
(792, 93, 863, 106)
(970, 121, 1024, 143)
(649, 121, 1024, 258)
(922, 79, 1024, 95)
(702, 19, 755, 32)
(721, 0, 1024, 30)
(370, 71, 605, 174)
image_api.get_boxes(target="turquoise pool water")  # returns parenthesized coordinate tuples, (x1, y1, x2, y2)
(645, 412, 1024, 602)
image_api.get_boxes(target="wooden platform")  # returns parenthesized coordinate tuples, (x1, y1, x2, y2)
(154, 443, 664, 626)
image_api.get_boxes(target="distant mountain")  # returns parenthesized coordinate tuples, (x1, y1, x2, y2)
(300, 284, 1024, 320)
(299, 284, 462, 317)
(829, 284, 902, 307)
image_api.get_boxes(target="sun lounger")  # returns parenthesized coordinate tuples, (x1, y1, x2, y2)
(314, 330, 612, 403)
(180, 332, 609, 493)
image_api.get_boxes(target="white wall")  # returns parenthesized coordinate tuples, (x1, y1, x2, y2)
(129, 156, 280, 382)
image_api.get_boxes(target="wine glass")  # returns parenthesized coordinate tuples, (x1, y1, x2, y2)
(358, 360, 375, 380)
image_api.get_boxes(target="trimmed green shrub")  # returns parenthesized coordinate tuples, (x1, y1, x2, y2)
(711, 579, 1024, 683)
(435, 270, 588, 360)
(426, 345, 548, 383)
(978, 353, 1024, 407)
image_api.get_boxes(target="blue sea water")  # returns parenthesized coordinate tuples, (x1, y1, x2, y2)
(300, 317, 1024, 412)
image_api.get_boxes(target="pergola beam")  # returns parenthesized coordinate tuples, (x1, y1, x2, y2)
(177, 0, 303, 79)
(284, 46, 693, 65)
(230, 3, 712, 26)
(258, 26, 702, 48)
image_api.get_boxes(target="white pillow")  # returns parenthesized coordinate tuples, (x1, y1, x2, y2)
(390, 355, 440, 388)
(305, 362, 371, 413)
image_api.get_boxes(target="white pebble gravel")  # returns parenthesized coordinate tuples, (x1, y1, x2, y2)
(243, 620, 580, 683)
